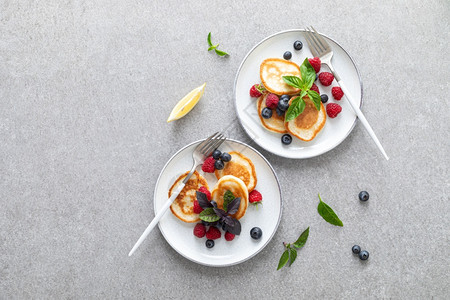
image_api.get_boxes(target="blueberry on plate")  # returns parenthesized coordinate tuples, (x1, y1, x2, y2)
(206, 239, 215, 248)
(250, 227, 262, 240)
(214, 160, 224, 170)
(359, 250, 369, 260)
(280, 94, 290, 101)
(277, 98, 289, 111)
(220, 152, 232, 162)
(261, 107, 272, 119)
(276, 107, 284, 116)
(283, 51, 292, 60)
(315, 73, 318, 81)
(210, 200, 217, 208)
(359, 191, 369, 202)
(352, 245, 361, 254)
(212, 149, 221, 160)
(293, 40, 303, 50)
(320, 94, 328, 103)
(281, 134, 292, 145)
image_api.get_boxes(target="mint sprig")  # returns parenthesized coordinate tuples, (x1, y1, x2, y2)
(317, 194, 343, 227)
(277, 227, 309, 270)
(207, 32, 229, 57)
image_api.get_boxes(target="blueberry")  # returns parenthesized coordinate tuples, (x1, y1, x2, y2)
(280, 94, 290, 101)
(250, 227, 262, 239)
(283, 51, 292, 60)
(315, 74, 318, 81)
(277, 98, 290, 111)
(293, 40, 303, 50)
(222, 223, 227, 231)
(359, 250, 369, 260)
(206, 239, 215, 248)
(214, 160, 224, 170)
(220, 152, 232, 162)
(210, 200, 217, 208)
(320, 94, 328, 103)
(359, 191, 369, 202)
(352, 245, 361, 254)
(261, 107, 272, 119)
(202, 220, 218, 226)
(276, 107, 284, 116)
(281, 134, 292, 145)
(212, 149, 221, 160)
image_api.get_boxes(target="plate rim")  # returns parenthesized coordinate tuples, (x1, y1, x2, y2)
(233, 28, 364, 159)
(153, 138, 283, 267)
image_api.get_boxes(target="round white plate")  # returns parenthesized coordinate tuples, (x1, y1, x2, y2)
(234, 29, 363, 159)
(154, 139, 282, 267)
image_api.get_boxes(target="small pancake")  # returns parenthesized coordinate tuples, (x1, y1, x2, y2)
(211, 175, 249, 220)
(214, 151, 257, 192)
(285, 96, 326, 141)
(260, 58, 301, 95)
(169, 170, 209, 223)
(257, 94, 287, 133)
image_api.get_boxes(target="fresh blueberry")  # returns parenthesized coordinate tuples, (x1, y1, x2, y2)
(359, 250, 369, 260)
(212, 149, 221, 160)
(214, 160, 224, 170)
(210, 200, 217, 208)
(250, 227, 263, 240)
(261, 107, 272, 119)
(206, 239, 215, 248)
(278, 98, 290, 111)
(222, 223, 227, 231)
(281, 134, 292, 145)
(276, 107, 284, 116)
(320, 94, 328, 103)
(283, 51, 292, 60)
(293, 40, 303, 50)
(280, 94, 290, 101)
(359, 191, 370, 202)
(220, 152, 232, 162)
(352, 245, 361, 254)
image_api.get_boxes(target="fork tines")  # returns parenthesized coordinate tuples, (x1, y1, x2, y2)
(304, 26, 330, 57)
(199, 132, 226, 157)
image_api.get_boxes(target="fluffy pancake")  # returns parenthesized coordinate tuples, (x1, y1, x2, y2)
(257, 94, 287, 133)
(169, 170, 209, 223)
(211, 175, 249, 220)
(214, 151, 257, 192)
(260, 58, 301, 95)
(285, 96, 326, 141)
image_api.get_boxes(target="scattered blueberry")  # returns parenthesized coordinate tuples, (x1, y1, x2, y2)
(281, 134, 292, 145)
(212, 149, 222, 160)
(293, 40, 303, 50)
(210, 200, 217, 208)
(250, 227, 263, 240)
(320, 94, 328, 103)
(359, 191, 370, 202)
(206, 239, 215, 248)
(352, 245, 361, 254)
(359, 250, 369, 260)
(277, 98, 290, 111)
(276, 107, 284, 116)
(261, 107, 272, 119)
(283, 51, 292, 60)
(220, 152, 232, 162)
(214, 160, 224, 170)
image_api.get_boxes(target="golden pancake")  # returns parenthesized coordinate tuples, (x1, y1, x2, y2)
(169, 170, 209, 223)
(260, 58, 301, 95)
(211, 175, 249, 220)
(257, 94, 287, 133)
(285, 96, 326, 141)
(214, 151, 257, 192)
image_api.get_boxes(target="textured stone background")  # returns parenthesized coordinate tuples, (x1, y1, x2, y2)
(0, 0, 449, 299)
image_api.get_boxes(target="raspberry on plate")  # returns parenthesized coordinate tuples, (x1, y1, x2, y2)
(206, 226, 221, 240)
(193, 223, 206, 238)
(318, 72, 334, 86)
(193, 200, 203, 214)
(308, 57, 321, 73)
(225, 231, 235, 241)
(249, 84, 264, 98)
(326, 103, 342, 118)
(265, 93, 279, 109)
(201, 156, 215, 173)
(310, 83, 320, 94)
(198, 186, 211, 200)
(332, 87, 344, 100)
(249, 190, 263, 204)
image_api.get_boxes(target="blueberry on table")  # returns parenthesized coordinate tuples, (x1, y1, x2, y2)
(206, 239, 215, 248)
(250, 227, 262, 240)
(212, 149, 221, 160)
(283, 51, 292, 60)
(281, 134, 292, 145)
(320, 94, 328, 103)
(352, 245, 361, 254)
(261, 107, 272, 119)
(293, 40, 303, 50)
(359, 191, 370, 202)
(220, 152, 232, 162)
(359, 250, 369, 260)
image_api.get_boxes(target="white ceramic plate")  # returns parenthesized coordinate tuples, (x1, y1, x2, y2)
(234, 29, 363, 159)
(154, 139, 282, 267)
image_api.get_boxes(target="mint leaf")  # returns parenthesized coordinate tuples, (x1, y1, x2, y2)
(306, 90, 321, 111)
(226, 197, 241, 215)
(207, 32, 212, 46)
(223, 190, 235, 212)
(285, 90, 307, 122)
(196, 191, 213, 209)
(300, 58, 316, 90)
(317, 194, 343, 227)
(226, 218, 241, 235)
(207, 33, 229, 57)
(214, 49, 228, 56)
(293, 227, 309, 248)
(282, 76, 303, 89)
(288, 248, 297, 267)
(199, 207, 220, 223)
(277, 250, 290, 270)
(208, 44, 219, 51)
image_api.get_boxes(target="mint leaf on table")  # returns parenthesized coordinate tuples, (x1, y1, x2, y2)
(299, 58, 316, 89)
(214, 49, 229, 56)
(306, 90, 321, 110)
(317, 194, 343, 227)
(207, 32, 213, 47)
(207, 32, 229, 56)
(199, 208, 220, 223)
(293, 227, 309, 248)
(277, 227, 310, 270)
(277, 250, 290, 270)
(288, 248, 297, 267)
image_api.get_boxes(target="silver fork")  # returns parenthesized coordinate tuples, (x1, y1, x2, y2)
(128, 132, 226, 256)
(304, 26, 389, 160)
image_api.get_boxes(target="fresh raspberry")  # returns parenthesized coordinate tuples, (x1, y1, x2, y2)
(201, 156, 215, 173)
(310, 83, 320, 94)
(198, 186, 211, 200)
(193, 200, 203, 214)
(225, 232, 235, 241)
(249, 190, 263, 204)
(318, 72, 334, 86)
(308, 57, 321, 73)
(265, 93, 279, 109)
(332, 87, 344, 100)
(206, 226, 221, 240)
(193, 223, 206, 238)
(249, 84, 264, 98)
(326, 103, 342, 118)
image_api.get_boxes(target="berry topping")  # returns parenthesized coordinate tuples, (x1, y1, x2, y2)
(281, 134, 292, 145)
(193, 223, 206, 238)
(214, 160, 224, 170)
(283, 51, 292, 60)
(320, 94, 329, 103)
(250, 227, 263, 240)
(308, 57, 321, 73)
(326, 103, 342, 118)
(332, 86, 344, 100)
(205, 239, 215, 248)
(277, 98, 290, 111)
(212, 149, 221, 160)
(225, 232, 235, 241)
(198, 186, 211, 200)
(201, 156, 216, 173)
(276, 107, 284, 116)
(310, 83, 320, 94)
(220, 152, 232, 162)
(318, 72, 334, 86)
(206, 226, 221, 240)
(293, 40, 303, 50)
(249, 190, 263, 204)
(249, 84, 264, 98)
(265, 93, 279, 109)
(261, 107, 272, 119)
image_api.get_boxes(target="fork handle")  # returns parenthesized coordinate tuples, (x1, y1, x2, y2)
(337, 79, 389, 160)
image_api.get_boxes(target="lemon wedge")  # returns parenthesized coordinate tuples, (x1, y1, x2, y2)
(167, 83, 206, 122)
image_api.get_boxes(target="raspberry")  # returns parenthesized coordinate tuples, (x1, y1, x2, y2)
(318, 72, 334, 86)
(332, 87, 344, 100)
(193, 223, 206, 238)
(193, 200, 203, 214)
(310, 83, 320, 94)
(225, 232, 235, 241)
(265, 93, 279, 109)
(326, 103, 342, 118)
(198, 186, 211, 200)
(249, 84, 264, 98)
(308, 57, 321, 73)
(206, 226, 221, 240)
(201, 156, 215, 173)
(249, 190, 263, 204)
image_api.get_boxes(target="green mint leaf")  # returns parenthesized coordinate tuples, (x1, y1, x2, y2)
(208, 44, 219, 51)
(317, 194, 343, 227)
(223, 190, 235, 212)
(207, 32, 212, 46)
(282, 76, 303, 89)
(214, 49, 229, 56)
(300, 58, 316, 90)
(199, 207, 220, 223)
(277, 250, 290, 270)
(285, 91, 307, 122)
(293, 227, 310, 248)
(306, 90, 321, 111)
(288, 248, 297, 267)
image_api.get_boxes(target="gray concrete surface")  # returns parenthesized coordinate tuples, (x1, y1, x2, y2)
(1, 0, 449, 299)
